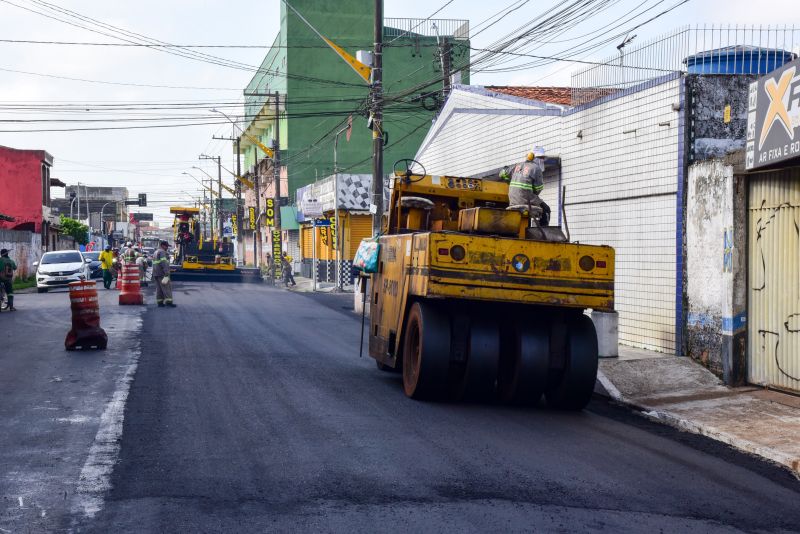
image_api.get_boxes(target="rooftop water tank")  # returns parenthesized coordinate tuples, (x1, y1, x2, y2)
(684, 45, 795, 74)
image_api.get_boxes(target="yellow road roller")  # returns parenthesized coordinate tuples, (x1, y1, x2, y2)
(367, 164, 614, 410)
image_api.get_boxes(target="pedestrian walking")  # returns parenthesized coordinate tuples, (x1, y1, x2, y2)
(0, 248, 18, 311)
(152, 240, 176, 307)
(99, 245, 115, 289)
(281, 251, 296, 287)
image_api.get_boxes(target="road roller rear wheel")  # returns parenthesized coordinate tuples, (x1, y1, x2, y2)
(545, 314, 598, 410)
(402, 302, 451, 400)
(460, 319, 500, 400)
(498, 322, 549, 405)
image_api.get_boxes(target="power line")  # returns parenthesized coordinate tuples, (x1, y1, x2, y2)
(0, 38, 355, 48)
(1, 0, 364, 88)
(0, 65, 242, 90)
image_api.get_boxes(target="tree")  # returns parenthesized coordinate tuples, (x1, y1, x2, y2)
(59, 215, 89, 245)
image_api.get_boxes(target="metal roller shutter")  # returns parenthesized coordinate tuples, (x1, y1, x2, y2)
(748, 169, 800, 393)
(348, 214, 373, 258)
(301, 225, 313, 260)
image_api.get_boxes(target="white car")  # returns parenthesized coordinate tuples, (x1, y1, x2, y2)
(34, 250, 92, 293)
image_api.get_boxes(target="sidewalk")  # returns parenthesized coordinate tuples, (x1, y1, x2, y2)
(596, 347, 800, 477)
(284, 275, 353, 294)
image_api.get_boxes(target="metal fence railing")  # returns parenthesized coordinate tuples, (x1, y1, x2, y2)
(384, 18, 469, 40)
(571, 25, 800, 106)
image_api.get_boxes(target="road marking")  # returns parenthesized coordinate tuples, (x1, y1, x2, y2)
(70, 314, 142, 519)
(17, 497, 23, 508)
(56, 415, 92, 424)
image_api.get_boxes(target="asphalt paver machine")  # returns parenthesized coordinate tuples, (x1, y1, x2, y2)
(169, 206, 261, 283)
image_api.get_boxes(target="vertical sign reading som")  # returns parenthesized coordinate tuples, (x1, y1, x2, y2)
(264, 198, 276, 227)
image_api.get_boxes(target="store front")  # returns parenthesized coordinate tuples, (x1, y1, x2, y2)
(296, 173, 375, 289)
(744, 57, 800, 393)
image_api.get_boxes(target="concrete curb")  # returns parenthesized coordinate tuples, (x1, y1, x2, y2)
(595, 370, 800, 478)
(641, 408, 800, 478)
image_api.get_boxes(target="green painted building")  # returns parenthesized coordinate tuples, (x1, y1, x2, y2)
(239, 0, 470, 201)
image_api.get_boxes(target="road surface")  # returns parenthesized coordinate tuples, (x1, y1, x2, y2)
(2, 281, 799, 532)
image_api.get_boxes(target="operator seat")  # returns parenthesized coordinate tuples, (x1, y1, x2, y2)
(400, 196, 435, 231)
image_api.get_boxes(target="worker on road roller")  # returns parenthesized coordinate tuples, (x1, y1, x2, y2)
(508, 147, 550, 226)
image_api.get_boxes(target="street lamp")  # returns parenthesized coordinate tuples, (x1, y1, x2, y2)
(199, 154, 223, 239)
(333, 124, 350, 292)
(100, 201, 118, 249)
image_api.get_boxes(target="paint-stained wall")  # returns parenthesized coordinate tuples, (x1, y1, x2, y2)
(0, 229, 42, 279)
(686, 155, 747, 383)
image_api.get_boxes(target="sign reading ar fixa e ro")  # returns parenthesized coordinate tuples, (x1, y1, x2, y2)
(746, 56, 800, 170)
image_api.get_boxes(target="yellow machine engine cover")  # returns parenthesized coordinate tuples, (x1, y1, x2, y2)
(457, 207, 521, 236)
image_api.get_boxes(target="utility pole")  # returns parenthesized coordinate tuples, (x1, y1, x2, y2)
(208, 179, 216, 238)
(272, 91, 282, 281)
(371, 0, 384, 236)
(84, 184, 89, 227)
(433, 22, 451, 105)
(235, 137, 242, 260)
(202, 186, 208, 239)
(217, 156, 222, 239)
(441, 39, 452, 103)
(254, 155, 261, 269)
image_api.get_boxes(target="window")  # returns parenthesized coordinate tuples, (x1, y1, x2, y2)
(41, 251, 83, 264)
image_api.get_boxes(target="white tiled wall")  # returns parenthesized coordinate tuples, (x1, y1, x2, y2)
(416, 79, 682, 353)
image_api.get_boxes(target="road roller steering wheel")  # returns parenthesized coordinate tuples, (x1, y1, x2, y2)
(393, 159, 427, 184)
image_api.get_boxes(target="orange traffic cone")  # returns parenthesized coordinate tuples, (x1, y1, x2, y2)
(65, 281, 108, 350)
(119, 261, 144, 305)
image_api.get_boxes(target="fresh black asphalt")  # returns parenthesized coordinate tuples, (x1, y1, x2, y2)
(82, 282, 800, 532)
(2, 282, 800, 532)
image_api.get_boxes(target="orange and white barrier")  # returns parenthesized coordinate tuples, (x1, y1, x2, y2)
(118, 261, 144, 305)
(65, 281, 108, 350)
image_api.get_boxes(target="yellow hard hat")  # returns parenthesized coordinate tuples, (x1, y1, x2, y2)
(526, 152, 534, 161)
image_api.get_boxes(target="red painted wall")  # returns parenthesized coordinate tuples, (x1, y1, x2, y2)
(0, 145, 49, 232)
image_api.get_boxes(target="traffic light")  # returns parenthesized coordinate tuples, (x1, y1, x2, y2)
(138, 193, 147, 207)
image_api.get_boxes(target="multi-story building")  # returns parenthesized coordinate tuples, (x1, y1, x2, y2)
(51, 185, 129, 236)
(235, 0, 469, 265)
(0, 144, 61, 251)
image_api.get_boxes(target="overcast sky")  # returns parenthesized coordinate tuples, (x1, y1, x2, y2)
(1, 0, 798, 225)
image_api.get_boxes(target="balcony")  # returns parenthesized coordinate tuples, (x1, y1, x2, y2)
(384, 18, 469, 40)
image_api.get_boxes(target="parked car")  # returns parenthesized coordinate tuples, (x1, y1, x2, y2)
(34, 250, 92, 292)
(82, 251, 103, 279)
